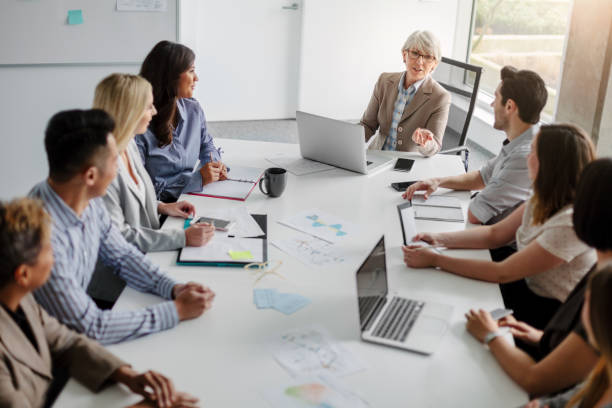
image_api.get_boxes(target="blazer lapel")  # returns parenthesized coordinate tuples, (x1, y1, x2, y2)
(399, 75, 432, 124)
(0, 298, 52, 379)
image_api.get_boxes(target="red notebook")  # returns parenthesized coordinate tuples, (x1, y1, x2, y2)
(189, 165, 264, 201)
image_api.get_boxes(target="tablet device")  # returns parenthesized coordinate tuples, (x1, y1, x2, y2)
(195, 216, 234, 231)
(393, 158, 415, 172)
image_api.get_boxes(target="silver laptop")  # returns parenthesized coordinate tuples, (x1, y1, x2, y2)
(356, 236, 453, 354)
(296, 111, 394, 174)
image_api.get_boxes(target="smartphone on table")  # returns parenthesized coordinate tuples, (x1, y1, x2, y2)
(391, 181, 417, 191)
(393, 158, 415, 172)
(194, 216, 234, 232)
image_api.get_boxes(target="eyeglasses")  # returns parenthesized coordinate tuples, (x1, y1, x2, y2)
(407, 50, 436, 63)
(245, 260, 284, 284)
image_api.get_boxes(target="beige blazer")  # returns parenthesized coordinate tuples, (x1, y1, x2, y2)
(0, 294, 126, 407)
(360, 72, 451, 156)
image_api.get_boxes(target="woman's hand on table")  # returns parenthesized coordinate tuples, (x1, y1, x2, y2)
(185, 222, 215, 247)
(200, 161, 222, 185)
(158, 201, 195, 218)
(402, 245, 437, 268)
(465, 309, 499, 343)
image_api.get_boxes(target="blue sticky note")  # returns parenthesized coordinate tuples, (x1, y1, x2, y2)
(253, 288, 277, 309)
(67, 10, 83, 25)
(272, 293, 311, 315)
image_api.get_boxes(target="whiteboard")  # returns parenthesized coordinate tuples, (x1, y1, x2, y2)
(0, 0, 178, 65)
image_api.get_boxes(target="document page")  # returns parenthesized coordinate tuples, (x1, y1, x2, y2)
(179, 236, 264, 263)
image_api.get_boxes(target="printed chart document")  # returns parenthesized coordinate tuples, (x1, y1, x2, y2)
(178, 236, 265, 264)
(278, 209, 359, 244)
(190, 165, 264, 201)
(262, 374, 370, 408)
(266, 155, 335, 176)
(272, 327, 366, 378)
(271, 233, 346, 269)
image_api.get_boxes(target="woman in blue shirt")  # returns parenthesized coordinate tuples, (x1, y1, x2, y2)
(136, 40, 227, 202)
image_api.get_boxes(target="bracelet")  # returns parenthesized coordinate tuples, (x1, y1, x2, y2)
(484, 327, 510, 345)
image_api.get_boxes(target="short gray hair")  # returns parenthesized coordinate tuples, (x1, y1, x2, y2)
(402, 30, 441, 61)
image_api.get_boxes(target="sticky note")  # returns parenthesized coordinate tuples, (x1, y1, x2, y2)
(272, 293, 311, 315)
(67, 10, 83, 25)
(229, 250, 253, 260)
(253, 288, 277, 309)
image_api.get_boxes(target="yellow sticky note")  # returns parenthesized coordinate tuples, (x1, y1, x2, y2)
(228, 250, 253, 260)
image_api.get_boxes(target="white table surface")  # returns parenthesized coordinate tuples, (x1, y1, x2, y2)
(57, 138, 527, 407)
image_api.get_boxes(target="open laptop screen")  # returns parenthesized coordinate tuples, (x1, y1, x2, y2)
(356, 236, 388, 330)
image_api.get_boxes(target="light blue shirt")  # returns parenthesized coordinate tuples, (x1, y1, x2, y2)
(470, 127, 536, 224)
(135, 98, 222, 199)
(383, 72, 424, 150)
(29, 181, 179, 345)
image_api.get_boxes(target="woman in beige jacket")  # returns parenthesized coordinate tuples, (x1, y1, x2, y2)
(361, 30, 451, 156)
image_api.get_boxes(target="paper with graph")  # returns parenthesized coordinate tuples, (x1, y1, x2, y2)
(272, 327, 366, 378)
(262, 374, 370, 408)
(278, 209, 359, 244)
(271, 232, 346, 268)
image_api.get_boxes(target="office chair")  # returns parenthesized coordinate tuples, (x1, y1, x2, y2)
(432, 57, 482, 172)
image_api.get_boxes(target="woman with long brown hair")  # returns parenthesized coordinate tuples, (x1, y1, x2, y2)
(135, 41, 228, 202)
(523, 263, 612, 408)
(460, 158, 612, 398)
(403, 124, 597, 330)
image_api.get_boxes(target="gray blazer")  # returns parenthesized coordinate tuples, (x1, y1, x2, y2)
(103, 140, 185, 253)
(0, 294, 125, 407)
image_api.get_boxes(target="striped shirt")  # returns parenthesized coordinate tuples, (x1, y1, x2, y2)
(382, 72, 422, 151)
(29, 180, 179, 345)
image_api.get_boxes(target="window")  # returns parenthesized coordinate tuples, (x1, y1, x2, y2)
(468, 0, 573, 119)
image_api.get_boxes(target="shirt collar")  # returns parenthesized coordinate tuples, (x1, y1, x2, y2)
(398, 71, 426, 94)
(42, 180, 86, 228)
(502, 126, 535, 154)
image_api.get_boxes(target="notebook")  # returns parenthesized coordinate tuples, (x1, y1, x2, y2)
(177, 214, 268, 267)
(411, 196, 464, 223)
(189, 165, 264, 201)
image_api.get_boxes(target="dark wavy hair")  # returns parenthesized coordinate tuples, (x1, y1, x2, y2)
(531, 124, 595, 225)
(573, 158, 612, 250)
(500, 66, 548, 124)
(140, 41, 195, 147)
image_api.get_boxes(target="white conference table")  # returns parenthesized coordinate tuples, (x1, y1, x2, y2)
(58, 138, 527, 407)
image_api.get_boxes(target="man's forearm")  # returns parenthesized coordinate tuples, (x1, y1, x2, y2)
(438, 170, 485, 191)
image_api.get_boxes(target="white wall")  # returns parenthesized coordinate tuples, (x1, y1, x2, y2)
(0, 64, 139, 200)
(297, 0, 459, 119)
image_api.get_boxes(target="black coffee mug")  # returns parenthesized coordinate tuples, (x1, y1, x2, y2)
(259, 167, 287, 198)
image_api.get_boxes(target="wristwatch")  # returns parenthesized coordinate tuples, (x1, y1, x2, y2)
(484, 327, 510, 345)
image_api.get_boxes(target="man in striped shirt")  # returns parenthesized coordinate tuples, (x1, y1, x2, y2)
(29, 109, 215, 345)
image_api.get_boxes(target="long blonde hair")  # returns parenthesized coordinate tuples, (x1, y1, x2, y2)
(93, 73, 152, 152)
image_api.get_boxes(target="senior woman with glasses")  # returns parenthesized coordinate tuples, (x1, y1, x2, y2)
(361, 30, 451, 156)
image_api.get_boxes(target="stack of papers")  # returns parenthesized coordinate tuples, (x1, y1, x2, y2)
(179, 236, 264, 263)
(412, 195, 464, 223)
(272, 327, 366, 377)
(254, 289, 311, 315)
(189, 207, 264, 238)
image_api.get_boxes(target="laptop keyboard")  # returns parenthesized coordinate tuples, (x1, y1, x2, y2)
(359, 296, 387, 331)
(372, 297, 424, 342)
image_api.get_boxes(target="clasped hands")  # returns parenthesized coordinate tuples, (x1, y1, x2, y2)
(172, 282, 215, 321)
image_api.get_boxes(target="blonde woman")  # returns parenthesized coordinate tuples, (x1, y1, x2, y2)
(93, 74, 214, 252)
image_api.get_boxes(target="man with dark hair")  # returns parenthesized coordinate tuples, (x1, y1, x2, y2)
(29, 109, 215, 345)
(404, 66, 548, 225)
(0, 197, 198, 407)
